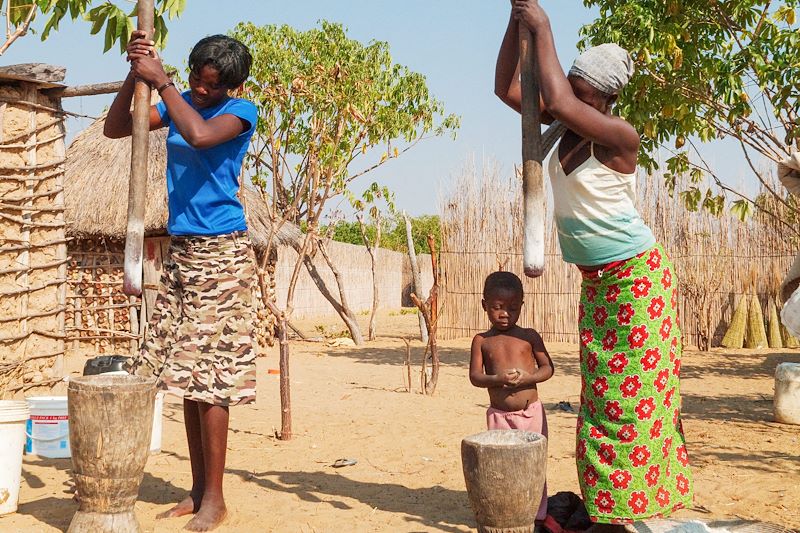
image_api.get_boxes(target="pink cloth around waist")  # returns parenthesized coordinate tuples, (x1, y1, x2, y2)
(486, 399, 548, 434)
(486, 399, 549, 521)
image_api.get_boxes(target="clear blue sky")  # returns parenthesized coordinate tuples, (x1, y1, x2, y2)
(5, 0, 747, 216)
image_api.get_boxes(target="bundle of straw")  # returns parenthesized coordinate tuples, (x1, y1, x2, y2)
(720, 295, 747, 349)
(745, 294, 768, 349)
(767, 297, 784, 348)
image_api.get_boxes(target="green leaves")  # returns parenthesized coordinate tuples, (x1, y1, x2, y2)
(235, 21, 459, 227)
(582, 0, 800, 219)
(0, 0, 184, 54)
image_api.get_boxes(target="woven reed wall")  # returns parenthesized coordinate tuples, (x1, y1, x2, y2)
(0, 82, 68, 396)
(438, 162, 797, 348)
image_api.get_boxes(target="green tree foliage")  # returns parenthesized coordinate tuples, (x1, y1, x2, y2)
(581, 1, 799, 220)
(327, 214, 442, 255)
(232, 21, 459, 232)
(0, 0, 184, 55)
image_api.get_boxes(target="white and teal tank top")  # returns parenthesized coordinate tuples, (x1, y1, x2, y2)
(548, 142, 655, 266)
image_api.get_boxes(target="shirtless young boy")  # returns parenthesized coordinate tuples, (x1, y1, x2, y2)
(470, 271, 554, 521)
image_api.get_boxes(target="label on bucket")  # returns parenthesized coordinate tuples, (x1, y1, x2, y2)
(25, 416, 70, 457)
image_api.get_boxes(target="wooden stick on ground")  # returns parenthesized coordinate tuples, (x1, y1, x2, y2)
(123, 0, 154, 296)
(519, 24, 545, 278)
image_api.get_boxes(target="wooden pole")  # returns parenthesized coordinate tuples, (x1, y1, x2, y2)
(123, 0, 154, 296)
(519, 25, 545, 278)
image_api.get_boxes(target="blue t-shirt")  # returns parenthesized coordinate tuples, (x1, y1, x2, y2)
(156, 91, 257, 236)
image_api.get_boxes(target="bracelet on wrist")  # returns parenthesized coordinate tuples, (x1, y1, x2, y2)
(156, 81, 175, 94)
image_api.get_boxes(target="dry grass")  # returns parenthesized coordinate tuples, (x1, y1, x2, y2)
(439, 159, 799, 348)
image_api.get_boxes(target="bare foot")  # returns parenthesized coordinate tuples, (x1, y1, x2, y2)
(184, 497, 227, 532)
(157, 493, 202, 519)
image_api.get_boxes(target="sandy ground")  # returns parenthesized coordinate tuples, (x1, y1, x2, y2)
(2, 311, 799, 533)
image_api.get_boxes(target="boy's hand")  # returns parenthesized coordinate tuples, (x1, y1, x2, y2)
(500, 368, 522, 388)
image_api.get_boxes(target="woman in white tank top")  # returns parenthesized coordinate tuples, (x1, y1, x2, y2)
(494, 2, 694, 531)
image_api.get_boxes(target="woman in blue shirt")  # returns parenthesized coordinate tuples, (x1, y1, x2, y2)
(105, 32, 258, 532)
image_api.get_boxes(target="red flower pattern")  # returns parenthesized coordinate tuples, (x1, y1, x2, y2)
(609, 469, 633, 490)
(676, 473, 691, 496)
(654, 369, 670, 393)
(641, 347, 661, 371)
(647, 296, 666, 320)
(661, 267, 672, 289)
(616, 265, 635, 280)
(580, 328, 594, 347)
(586, 286, 597, 303)
(617, 424, 638, 443)
(606, 284, 621, 303)
(660, 316, 673, 341)
(656, 487, 671, 508)
(629, 444, 652, 467)
(595, 490, 616, 514)
(577, 439, 587, 460)
(592, 376, 610, 398)
(646, 248, 662, 271)
(669, 336, 679, 361)
(620, 375, 643, 398)
(604, 400, 623, 422)
(628, 491, 649, 515)
(635, 397, 656, 420)
(631, 276, 653, 299)
(662, 437, 674, 459)
(590, 424, 609, 439)
(607, 353, 629, 375)
(593, 306, 609, 327)
(676, 444, 690, 467)
(664, 388, 675, 408)
(617, 303, 635, 325)
(628, 325, 649, 349)
(599, 443, 617, 465)
(578, 303, 586, 322)
(584, 465, 600, 487)
(586, 352, 599, 374)
(645, 465, 660, 487)
(602, 329, 618, 351)
(650, 418, 664, 439)
(673, 358, 682, 377)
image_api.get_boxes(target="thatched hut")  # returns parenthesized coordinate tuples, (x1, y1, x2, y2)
(64, 110, 299, 355)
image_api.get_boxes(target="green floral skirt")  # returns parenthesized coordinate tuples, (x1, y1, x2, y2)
(576, 244, 693, 523)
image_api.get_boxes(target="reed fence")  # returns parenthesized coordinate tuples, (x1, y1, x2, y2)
(439, 160, 798, 349)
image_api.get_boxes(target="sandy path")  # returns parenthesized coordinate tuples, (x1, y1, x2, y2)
(2, 312, 798, 532)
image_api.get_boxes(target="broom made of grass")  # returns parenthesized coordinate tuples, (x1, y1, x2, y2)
(744, 268, 768, 349)
(721, 294, 747, 349)
(767, 296, 784, 349)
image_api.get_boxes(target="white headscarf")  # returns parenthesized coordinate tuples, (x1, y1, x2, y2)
(569, 43, 635, 95)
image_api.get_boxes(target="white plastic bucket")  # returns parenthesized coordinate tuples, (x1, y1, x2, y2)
(0, 400, 30, 515)
(25, 396, 70, 458)
(775, 362, 800, 425)
(150, 392, 164, 454)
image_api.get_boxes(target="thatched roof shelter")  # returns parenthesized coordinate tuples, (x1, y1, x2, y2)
(64, 111, 300, 250)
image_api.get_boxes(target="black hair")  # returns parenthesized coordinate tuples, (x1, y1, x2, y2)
(483, 271, 524, 299)
(188, 35, 252, 89)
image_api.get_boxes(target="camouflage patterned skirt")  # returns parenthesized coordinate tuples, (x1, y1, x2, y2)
(129, 231, 257, 406)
